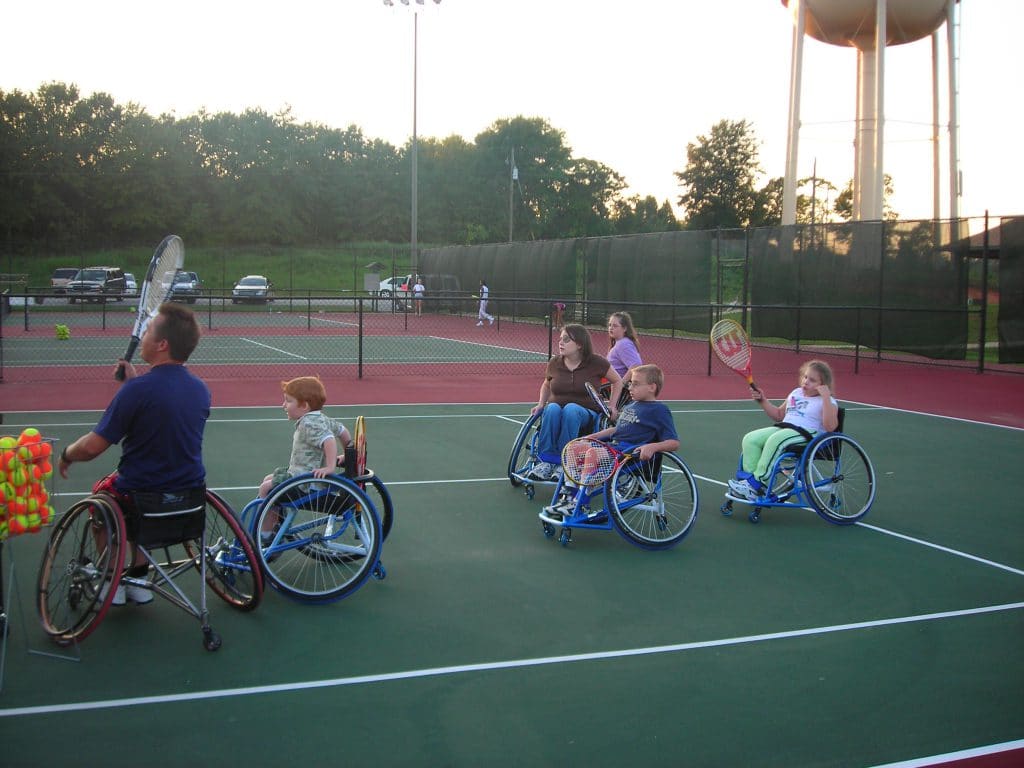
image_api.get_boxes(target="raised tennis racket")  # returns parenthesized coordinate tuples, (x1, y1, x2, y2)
(561, 438, 632, 487)
(710, 318, 757, 391)
(584, 381, 612, 421)
(115, 235, 184, 381)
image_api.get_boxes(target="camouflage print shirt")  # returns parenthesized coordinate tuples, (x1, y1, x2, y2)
(287, 411, 345, 476)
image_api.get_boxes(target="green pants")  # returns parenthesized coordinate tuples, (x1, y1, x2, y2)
(740, 426, 811, 484)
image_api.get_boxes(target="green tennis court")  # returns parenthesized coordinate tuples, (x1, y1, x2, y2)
(1, 400, 1021, 767)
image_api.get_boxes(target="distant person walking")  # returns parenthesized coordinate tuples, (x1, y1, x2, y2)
(476, 279, 494, 326)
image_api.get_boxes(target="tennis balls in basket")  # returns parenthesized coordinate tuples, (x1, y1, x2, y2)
(55, 323, 70, 340)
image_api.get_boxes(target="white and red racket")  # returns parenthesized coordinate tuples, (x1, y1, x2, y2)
(710, 318, 757, 391)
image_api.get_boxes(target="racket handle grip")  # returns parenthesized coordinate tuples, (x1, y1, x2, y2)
(343, 446, 358, 478)
(114, 360, 128, 381)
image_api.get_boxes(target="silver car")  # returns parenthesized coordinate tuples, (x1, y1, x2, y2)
(232, 275, 274, 304)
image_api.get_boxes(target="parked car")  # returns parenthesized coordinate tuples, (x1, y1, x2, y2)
(232, 275, 274, 304)
(124, 272, 138, 297)
(171, 270, 201, 303)
(66, 266, 126, 303)
(378, 274, 413, 299)
(50, 268, 79, 294)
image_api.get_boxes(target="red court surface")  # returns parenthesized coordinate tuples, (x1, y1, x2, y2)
(4, 365, 1022, 429)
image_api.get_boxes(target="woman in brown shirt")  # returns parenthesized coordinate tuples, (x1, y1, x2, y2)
(527, 324, 623, 480)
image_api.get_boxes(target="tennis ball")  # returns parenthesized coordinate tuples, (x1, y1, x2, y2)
(18, 428, 41, 445)
(9, 514, 27, 535)
(38, 442, 52, 459)
(9, 465, 27, 487)
(0, 437, 16, 451)
(39, 460, 53, 480)
(16, 445, 32, 461)
(54, 324, 70, 340)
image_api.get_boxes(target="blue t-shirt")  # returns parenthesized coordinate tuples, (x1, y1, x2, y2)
(611, 400, 678, 447)
(94, 364, 211, 492)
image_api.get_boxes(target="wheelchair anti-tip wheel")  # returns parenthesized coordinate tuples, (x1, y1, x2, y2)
(182, 490, 263, 611)
(37, 493, 127, 646)
(606, 452, 698, 550)
(256, 475, 383, 603)
(802, 433, 876, 524)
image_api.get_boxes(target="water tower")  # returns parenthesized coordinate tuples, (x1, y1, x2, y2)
(780, 0, 961, 223)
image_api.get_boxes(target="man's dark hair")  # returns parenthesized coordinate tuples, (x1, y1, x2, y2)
(156, 302, 201, 361)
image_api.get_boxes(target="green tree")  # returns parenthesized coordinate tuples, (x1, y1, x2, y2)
(675, 119, 762, 230)
(611, 195, 680, 234)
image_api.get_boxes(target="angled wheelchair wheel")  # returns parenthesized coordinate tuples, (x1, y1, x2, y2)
(256, 475, 383, 603)
(360, 473, 394, 541)
(37, 494, 126, 646)
(508, 411, 542, 486)
(182, 490, 263, 611)
(802, 434, 876, 525)
(606, 452, 698, 550)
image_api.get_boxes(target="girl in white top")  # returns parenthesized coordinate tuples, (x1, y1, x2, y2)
(728, 360, 838, 499)
(412, 277, 425, 316)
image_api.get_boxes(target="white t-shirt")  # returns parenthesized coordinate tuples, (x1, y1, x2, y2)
(413, 282, 425, 297)
(781, 387, 837, 432)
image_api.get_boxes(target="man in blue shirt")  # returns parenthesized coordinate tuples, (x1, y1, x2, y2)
(58, 302, 210, 604)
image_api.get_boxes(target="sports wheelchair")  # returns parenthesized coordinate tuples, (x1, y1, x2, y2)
(720, 408, 876, 525)
(238, 468, 392, 604)
(36, 474, 263, 651)
(537, 439, 699, 550)
(508, 384, 621, 499)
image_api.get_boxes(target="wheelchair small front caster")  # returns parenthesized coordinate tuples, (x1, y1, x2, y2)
(372, 561, 387, 580)
(542, 521, 555, 539)
(559, 528, 572, 547)
(748, 508, 761, 524)
(203, 628, 222, 652)
(524, 484, 535, 500)
(721, 500, 733, 516)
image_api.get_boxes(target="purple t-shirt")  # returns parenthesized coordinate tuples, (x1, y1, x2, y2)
(607, 337, 642, 377)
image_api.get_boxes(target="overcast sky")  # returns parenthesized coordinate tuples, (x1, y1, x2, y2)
(4, 0, 1021, 226)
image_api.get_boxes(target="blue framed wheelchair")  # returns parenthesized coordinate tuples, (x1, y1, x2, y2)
(508, 385, 619, 499)
(537, 438, 698, 550)
(36, 475, 263, 651)
(238, 468, 392, 604)
(720, 409, 876, 525)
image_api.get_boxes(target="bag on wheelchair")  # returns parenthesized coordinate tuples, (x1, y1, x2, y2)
(127, 487, 206, 548)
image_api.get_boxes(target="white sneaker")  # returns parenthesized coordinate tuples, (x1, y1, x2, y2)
(527, 462, 555, 480)
(728, 478, 758, 501)
(475, 321, 483, 326)
(101, 580, 153, 606)
(124, 584, 154, 605)
(488, 317, 494, 325)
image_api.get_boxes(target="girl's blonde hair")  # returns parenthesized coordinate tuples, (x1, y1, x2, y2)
(281, 376, 327, 410)
(801, 360, 834, 392)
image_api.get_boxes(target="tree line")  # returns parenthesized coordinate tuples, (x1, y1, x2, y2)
(1, 82, 877, 255)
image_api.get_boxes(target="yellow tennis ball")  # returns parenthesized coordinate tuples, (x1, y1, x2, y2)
(0, 437, 16, 451)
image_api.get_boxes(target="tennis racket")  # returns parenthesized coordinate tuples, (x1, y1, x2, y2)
(561, 438, 633, 487)
(710, 318, 757, 391)
(115, 235, 184, 381)
(584, 381, 612, 421)
(353, 415, 367, 478)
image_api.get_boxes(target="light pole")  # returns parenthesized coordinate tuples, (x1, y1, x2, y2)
(385, 0, 440, 274)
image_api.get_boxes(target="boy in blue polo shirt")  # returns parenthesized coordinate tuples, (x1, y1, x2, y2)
(582, 363, 679, 460)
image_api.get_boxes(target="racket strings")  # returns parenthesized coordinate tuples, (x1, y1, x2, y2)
(561, 438, 617, 487)
(141, 237, 185, 317)
(711, 322, 751, 369)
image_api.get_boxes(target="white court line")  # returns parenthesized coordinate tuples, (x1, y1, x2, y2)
(239, 338, 306, 359)
(427, 335, 546, 357)
(856, 522, 1024, 577)
(2, 601, 1020, 719)
(868, 739, 1024, 768)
